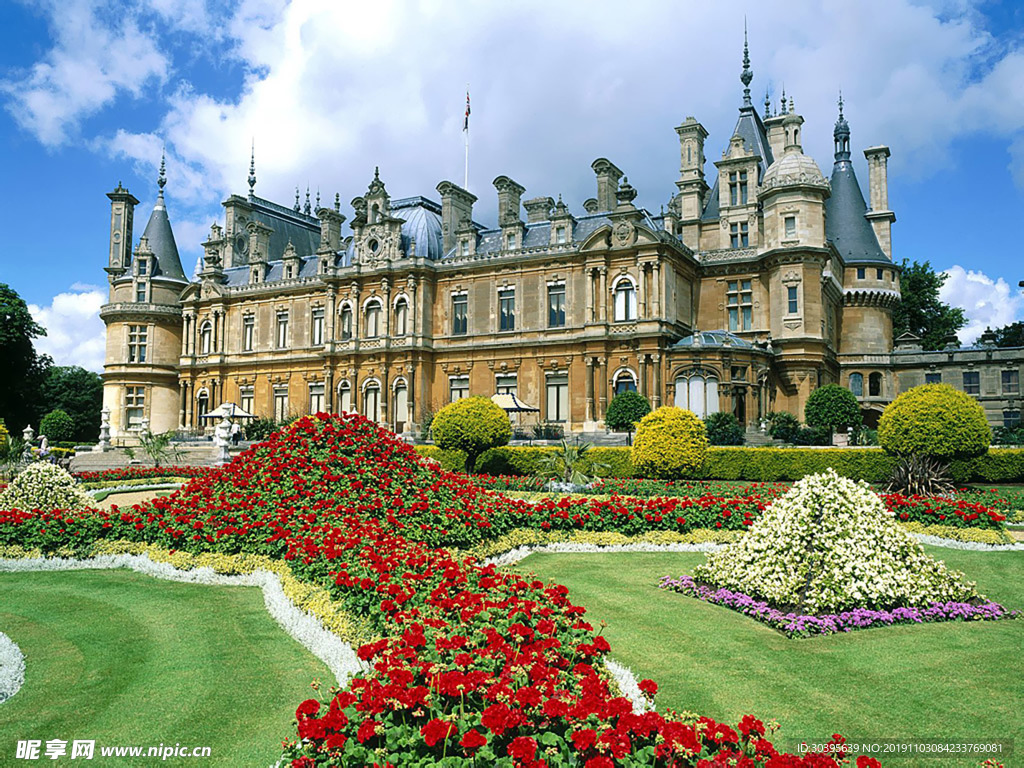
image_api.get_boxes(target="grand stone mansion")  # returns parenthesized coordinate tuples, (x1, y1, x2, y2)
(99, 48, 1024, 440)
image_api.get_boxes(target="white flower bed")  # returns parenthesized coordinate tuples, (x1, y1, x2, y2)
(0, 631, 25, 704)
(0, 463, 94, 512)
(483, 541, 725, 568)
(0, 554, 368, 689)
(604, 657, 656, 714)
(910, 533, 1024, 551)
(694, 469, 980, 614)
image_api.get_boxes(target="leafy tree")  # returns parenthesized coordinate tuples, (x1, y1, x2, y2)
(804, 384, 862, 437)
(892, 260, 966, 351)
(992, 322, 1024, 348)
(40, 366, 103, 442)
(430, 396, 511, 473)
(40, 409, 75, 442)
(604, 391, 651, 444)
(0, 283, 51, 435)
(704, 412, 745, 445)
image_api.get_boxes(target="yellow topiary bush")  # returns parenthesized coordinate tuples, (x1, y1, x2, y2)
(631, 406, 708, 479)
(430, 396, 511, 473)
(878, 383, 990, 461)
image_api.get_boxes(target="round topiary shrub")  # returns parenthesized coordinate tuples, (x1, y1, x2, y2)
(804, 384, 862, 435)
(704, 411, 744, 446)
(878, 383, 990, 460)
(430, 396, 511, 473)
(631, 406, 708, 479)
(40, 409, 75, 443)
(0, 462, 93, 512)
(604, 391, 651, 438)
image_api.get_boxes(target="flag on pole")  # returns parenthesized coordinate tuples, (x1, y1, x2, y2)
(463, 90, 471, 132)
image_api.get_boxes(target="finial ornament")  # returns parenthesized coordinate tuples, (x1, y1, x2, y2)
(334, 192, 340, 212)
(833, 89, 851, 163)
(764, 88, 772, 119)
(304, 186, 311, 215)
(740, 20, 753, 106)
(157, 148, 167, 197)
(294, 187, 300, 212)
(374, 166, 380, 180)
(316, 189, 321, 209)
(248, 140, 257, 200)
(838, 89, 844, 119)
(780, 86, 787, 115)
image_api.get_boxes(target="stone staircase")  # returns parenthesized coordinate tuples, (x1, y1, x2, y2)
(744, 426, 781, 447)
(69, 443, 249, 473)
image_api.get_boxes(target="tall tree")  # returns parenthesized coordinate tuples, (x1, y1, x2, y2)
(41, 366, 104, 442)
(992, 322, 1024, 348)
(892, 260, 966, 351)
(0, 283, 51, 435)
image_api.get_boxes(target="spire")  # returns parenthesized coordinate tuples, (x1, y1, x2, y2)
(248, 140, 256, 201)
(833, 90, 851, 163)
(294, 187, 300, 212)
(304, 186, 311, 215)
(764, 88, 772, 119)
(334, 192, 340, 212)
(740, 20, 753, 107)
(316, 188, 320, 210)
(780, 86, 788, 115)
(157, 148, 167, 202)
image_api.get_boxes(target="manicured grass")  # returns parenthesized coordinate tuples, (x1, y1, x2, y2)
(514, 548, 1023, 767)
(0, 569, 331, 767)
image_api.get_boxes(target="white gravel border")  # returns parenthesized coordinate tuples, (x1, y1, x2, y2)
(0, 631, 25, 704)
(86, 483, 183, 498)
(0, 554, 368, 689)
(483, 541, 726, 568)
(909, 533, 1024, 551)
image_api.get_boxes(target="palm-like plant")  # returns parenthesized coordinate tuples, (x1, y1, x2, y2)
(536, 440, 609, 486)
(124, 430, 182, 468)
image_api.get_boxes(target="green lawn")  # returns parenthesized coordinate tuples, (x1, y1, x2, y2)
(0, 569, 331, 767)
(514, 548, 1023, 767)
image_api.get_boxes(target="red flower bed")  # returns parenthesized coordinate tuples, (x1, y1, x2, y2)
(0, 414, 897, 765)
(73, 466, 213, 484)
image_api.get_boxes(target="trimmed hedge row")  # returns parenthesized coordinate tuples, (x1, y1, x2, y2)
(414, 445, 1024, 483)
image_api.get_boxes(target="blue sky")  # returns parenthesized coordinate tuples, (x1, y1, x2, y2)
(2, 0, 1023, 371)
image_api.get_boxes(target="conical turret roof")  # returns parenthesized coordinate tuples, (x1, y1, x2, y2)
(140, 154, 187, 281)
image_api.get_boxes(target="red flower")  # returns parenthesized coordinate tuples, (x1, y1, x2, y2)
(295, 699, 320, 719)
(357, 719, 379, 743)
(508, 736, 537, 761)
(572, 729, 597, 752)
(638, 678, 658, 697)
(584, 758, 614, 768)
(421, 718, 455, 747)
(857, 758, 882, 768)
(460, 729, 487, 751)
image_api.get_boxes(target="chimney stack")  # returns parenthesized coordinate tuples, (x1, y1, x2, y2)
(864, 146, 896, 259)
(436, 181, 477, 253)
(523, 196, 555, 224)
(492, 175, 526, 226)
(591, 158, 623, 212)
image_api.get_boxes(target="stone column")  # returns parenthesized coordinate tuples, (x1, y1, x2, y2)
(585, 357, 595, 422)
(598, 267, 608, 322)
(326, 288, 337, 344)
(181, 315, 190, 356)
(325, 368, 334, 413)
(597, 356, 608, 418)
(652, 353, 662, 407)
(586, 269, 595, 322)
(409, 280, 418, 338)
(638, 355, 648, 397)
(652, 263, 662, 318)
(637, 264, 647, 319)
(185, 382, 193, 428)
(178, 382, 187, 429)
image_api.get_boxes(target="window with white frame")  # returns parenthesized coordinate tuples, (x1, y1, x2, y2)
(394, 383, 409, 431)
(128, 325, 147, 363)
(394, 299, 409, 336)
(784, 215, 796, 239)
(276, 311, 289, 349)
(614, 371, 637, 395)
(545, 372, 569, 421)
(308, 383, 325, 414)
(729, 221, 749, 248)
(449, 375, 469, 402)
(548, 283, 566, 328)
(311, 308, 325, 346)
(137, 259, 148, 276)
(239, 387, 254, 415)
(273, 386, 289, 421)
(673, 373, 719, 419)
(125, 386, 145, 429)
(199, 321, 213, 355)
(727, 280, 753, 331)
(363, 383, 381, 422)
(556, 226, 567, 244)
(498, 288, 515, 331)
(452, 294, 468, 335)
(340, 306, 353, 340)
(135, 282, 147, 303)
(506, 232, 517, 250)
(495, 374, 517, 396)
(242, 315, 255, 351)
(339, 382, 353, 413)
(364, 301, 381, 338)
(787, 285, 799, 315)
(613, 279, 637, 322)
(728, 170, 748, 205)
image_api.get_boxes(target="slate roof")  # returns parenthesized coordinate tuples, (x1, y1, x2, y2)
(825, 160, 889, 264)
(701, 105, 774, 222)
(140, 196, 187, 281)
(672, 330, 757, 349)
(249, 196, 320, 258)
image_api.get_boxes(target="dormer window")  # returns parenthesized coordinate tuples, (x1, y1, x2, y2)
(506, 233, 517, 250)
(556, 226, 567, 244)
(729, 171, 748, 205)
(137, 259, 148, 276)
(135, 282, 147, 303)
(251, 267, 261, 284)
(459, 239, 469, 257)
(285, 264, 294, 279)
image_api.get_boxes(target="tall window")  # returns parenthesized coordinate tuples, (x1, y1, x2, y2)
(729, 222, 749, 248)
(673, 374, 719, 419)
(135, 282, 147, 303)
(614, 371, 637, 395)
(856, 267, 866, 280)
(925, 372, 942, 385)
(869, 372, 883, 397)
(239, 387, 254, 415)
(311, 309, 325, 346)
(363, 384, 381, 423)
(787, 285, 799, 315)
(728, 170, 748, 205)
(784, 215, 796, 238)
(459, 239, 469, 257)
(452, 294, 468, 335)
(546, 373, 569, 422)
(548, 284, 566, 328)
(242, 316, 255, 351)
(727, 280, 753, 331)
(137, 259, 148, 276)
(614, 280, 637, 322)
(276, 312, 289, 349)
(125, 386, 145, 429)
(1002, 370, 1019, 395)
(394, 299, 408, 336)
(273, 387, 289, 421)
(308, 383, 325, 414)
(506, 232, 517, 250)
(127, 325, 148, 363)
(339, 382, 352, 413)
(394, 383, 409, 432)
(340, 306, 353, 340)
(365, 301, 381, 338)
(556, 226, 567, 244)
(199, 321, 213, 355)
(499, 288, 515, 331)
(963, 371, 980, 395)
(449, 376, 469, 402)
(849, 372, 863, 397)
(495, 374, 518, 396)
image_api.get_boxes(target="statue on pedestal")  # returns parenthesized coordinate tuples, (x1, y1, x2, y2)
(213, 416, 232, 465)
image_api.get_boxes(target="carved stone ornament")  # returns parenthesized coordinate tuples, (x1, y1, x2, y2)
(613, 220, 636, 248)
(783, 270, 802, 283)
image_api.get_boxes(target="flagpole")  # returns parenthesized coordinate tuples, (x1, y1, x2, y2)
(463, 86, 470, 191)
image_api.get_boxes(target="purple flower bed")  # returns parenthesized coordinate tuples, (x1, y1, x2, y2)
(659, 574, 1019, 638)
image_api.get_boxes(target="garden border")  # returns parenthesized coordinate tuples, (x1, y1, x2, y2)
(0, 631, 25, 705)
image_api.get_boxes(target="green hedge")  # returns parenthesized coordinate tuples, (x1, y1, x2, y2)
(414, 445, 1024, 483)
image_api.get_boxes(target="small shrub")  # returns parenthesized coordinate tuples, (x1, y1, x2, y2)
(40, 410, 75, 443)
(804, 384, 862, 435)
(0, 421, 8, 459)
(791, 425, 831, 446)
(604, 391, 651, 439)
(0, 462, 93, 512)
(765, 412, 800, 442)
(431, 396, 511, 473)
(886, 455, 955, 496)
(535, 441, 609, 485)
(879, 383, 990, 460)
(704, 412, 744, 446)
(632, 406, 709, 479)
(532, 423, 564, 440)
(992, 425, 1024, 446)
(245, 417, 279, 442)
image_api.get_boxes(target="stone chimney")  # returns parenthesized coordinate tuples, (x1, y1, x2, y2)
(591, 158, 623, 212)
(436, 181, 477, 253)
(523, 196, 555, 224)
(316, 206, 346, 252)
(492, 175, 525, 226)
(864, 146, 896, 259)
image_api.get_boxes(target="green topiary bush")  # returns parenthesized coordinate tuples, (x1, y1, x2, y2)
(430, 396, 511, 473)
(631, 406, 709, 479)
(40, 409, 75, 443)
(704, 412, 745, 446)
(804, 384, 862, 435)
(604, 391, 651, 440)
(879, 383, 990, 461)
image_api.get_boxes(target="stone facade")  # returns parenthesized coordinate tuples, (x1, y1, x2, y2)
(101, 52, 924, 441)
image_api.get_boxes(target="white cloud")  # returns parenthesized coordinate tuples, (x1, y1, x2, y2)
(940, 265, 1024, 344)
(28, 286, 107, 373)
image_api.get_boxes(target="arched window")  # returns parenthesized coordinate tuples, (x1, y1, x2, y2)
(196, 389, 209, 425)
(614, 371, 637, 395)
(613, 279, 637, 322)
(394, 298, 409, 336)
(673, 373, 719, 419)
(363, 383, 381, 423)
(849, 373, 863, 397)
(365, 301, 381, 338)
(338, 381, 352, 413)
(869, 372, 883, 397)
(394, 382, 409, 432)
(370, 203, 380, 224)
(340, 306, 353, 340)
(199, 321, 213, 355)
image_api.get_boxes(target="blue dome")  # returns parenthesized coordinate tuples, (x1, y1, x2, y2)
(673, 330, 756, 349)
(392, 197, 443, 260)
